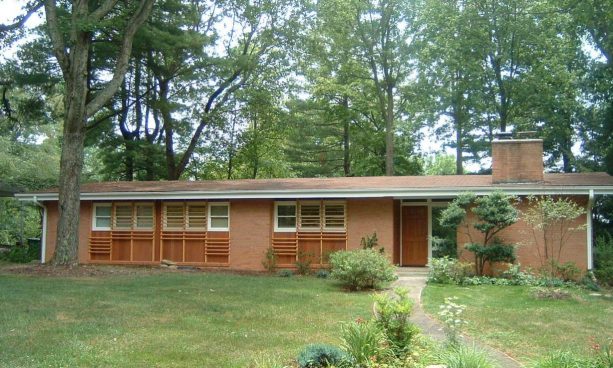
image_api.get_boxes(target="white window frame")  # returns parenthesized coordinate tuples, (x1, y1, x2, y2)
(208, 202, 230, 232)
(274, 201, 297, 232)
(92, 203, 112, 231)
(323, 201, 346, 232)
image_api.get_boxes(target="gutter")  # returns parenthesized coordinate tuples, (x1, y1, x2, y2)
(24, 196, 47, 264)
(14, 186, 613, 201)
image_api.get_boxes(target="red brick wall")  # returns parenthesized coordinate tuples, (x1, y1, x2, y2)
(457, 196, 589, 271)
(492, 139, 544, 183)
(228, 199, 273, 270)
(347, 198, 395, 258)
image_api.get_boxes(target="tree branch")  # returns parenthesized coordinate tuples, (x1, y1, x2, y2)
(85, 0, 155, 118)
(0, 1, 43, 36)
(89, 0, 120, 22)
(43, 0, 69, 77)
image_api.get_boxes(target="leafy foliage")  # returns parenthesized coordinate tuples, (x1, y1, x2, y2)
(594, 233, 613, 286)
(329, 249, 397, 291)
(373, 288, 418, 357)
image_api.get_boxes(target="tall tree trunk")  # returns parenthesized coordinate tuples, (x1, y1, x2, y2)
(53, 16, 90, 266)
(385, 85, 395, 176)
(455, 123, 463, 175)
(341, 96, 350, 176)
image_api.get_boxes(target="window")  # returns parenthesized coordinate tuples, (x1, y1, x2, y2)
(135, 204, 154, 229)
(208, 203, 230, 231)
(275, 202, 297, 231)
(187, 204, 207, 229)
(299, 202, 321, 230)
(324, 203, 345, 230)
(92, 204, 112, 230)
(164, 203, 185, 229)
(295, 201, 346, 231)
(92, 203, 154, 231)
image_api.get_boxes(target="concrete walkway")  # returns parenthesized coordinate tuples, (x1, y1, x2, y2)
(395, 270, 523, 368)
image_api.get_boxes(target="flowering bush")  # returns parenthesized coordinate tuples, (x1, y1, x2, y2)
(438, 297, 467, 345)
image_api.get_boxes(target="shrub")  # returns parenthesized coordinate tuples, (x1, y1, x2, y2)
(548, 261, 582, 282)
(329, 249, 397, 291)
(428, 257, 472, 284)
(438, 344, 495, 368)
(262, 247, 277, 273)
(340, 319, 390, 366)
(296, 344, 348, 368)
(594, 233, 613, 287)
(1, 243, 39, 263)
(277, 269, 293, 277)
(315, 269, 330, 279)
(373, 288, 418, 357)
(295, 251, 313, 275)
(501, 264, 537, 286)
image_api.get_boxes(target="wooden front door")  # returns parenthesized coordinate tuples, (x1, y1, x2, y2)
(401, 206, 428, 266)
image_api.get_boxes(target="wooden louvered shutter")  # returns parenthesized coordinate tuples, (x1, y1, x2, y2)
(324, 203, 345, 230)
(164, 203, 185, 229)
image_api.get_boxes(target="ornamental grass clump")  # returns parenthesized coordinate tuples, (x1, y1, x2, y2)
(296, 343, 349, 368)
(340, 318, 391, 366)
(329, 249, 397, 291)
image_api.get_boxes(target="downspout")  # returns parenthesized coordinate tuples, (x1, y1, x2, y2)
(587, 189, 594, 270)
(28, 196, 47, 264)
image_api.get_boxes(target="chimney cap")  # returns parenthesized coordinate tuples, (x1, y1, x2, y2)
(495, 131, 513, 140)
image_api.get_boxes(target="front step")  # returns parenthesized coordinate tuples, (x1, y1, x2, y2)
(397, 267, 429, 277)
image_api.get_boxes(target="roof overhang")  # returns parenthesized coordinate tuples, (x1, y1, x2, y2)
(14, 185, 613, 201)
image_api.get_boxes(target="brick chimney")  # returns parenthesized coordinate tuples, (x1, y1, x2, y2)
(492, 138, 544, 183)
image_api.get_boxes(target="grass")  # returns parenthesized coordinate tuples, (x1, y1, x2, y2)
(0, 271, 373, 367)
(422, 284, 613, 364)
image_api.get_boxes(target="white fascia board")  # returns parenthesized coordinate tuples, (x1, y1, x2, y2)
(13, 185, 613, 201)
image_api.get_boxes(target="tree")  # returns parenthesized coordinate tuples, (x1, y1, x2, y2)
(353, 0, 418, 175)
(440, 192, 518, 275)
(523, 196, 586, 276)
(44, 0, 154, 265)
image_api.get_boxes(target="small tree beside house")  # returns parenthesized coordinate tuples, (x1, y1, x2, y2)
(440, 191, 519, 276)
(522, 196, 586, 280)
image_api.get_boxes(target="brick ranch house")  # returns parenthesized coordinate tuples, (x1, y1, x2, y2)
(16, 139, 613, 271)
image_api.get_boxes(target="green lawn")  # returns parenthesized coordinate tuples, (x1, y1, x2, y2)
(0, 271, 373, 367)
(422, 284, 613, 364)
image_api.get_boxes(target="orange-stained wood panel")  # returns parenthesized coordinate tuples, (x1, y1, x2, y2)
(402, 206, 428, 266)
